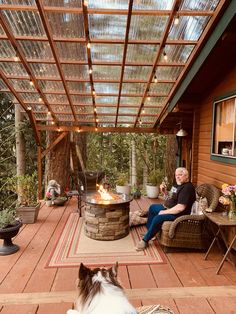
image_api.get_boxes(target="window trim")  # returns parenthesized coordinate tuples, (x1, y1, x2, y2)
(210, 90, 236, 164)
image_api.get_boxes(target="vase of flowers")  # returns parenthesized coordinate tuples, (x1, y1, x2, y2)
(219, 184, 236, 220)
(45, 192, 53, 206)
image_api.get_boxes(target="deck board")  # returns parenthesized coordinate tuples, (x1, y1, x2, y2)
(0, 196, 235, 313)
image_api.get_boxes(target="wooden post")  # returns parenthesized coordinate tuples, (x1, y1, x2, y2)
(37, 144, 42, 200)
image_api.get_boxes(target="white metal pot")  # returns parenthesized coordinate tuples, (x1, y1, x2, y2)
(146, 185, 159, 199)
(116, 185, 131, 195)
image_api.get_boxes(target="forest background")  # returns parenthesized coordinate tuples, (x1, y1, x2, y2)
(0, 93, 177, 210)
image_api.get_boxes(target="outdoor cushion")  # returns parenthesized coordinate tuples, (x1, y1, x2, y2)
(191, 196, 208, 215)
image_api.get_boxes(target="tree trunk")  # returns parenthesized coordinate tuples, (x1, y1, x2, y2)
(165, 135, 178, 185)
(15, 104, 25, 176)
(45, 131, 70, 195)
(131, 139, 137, 187)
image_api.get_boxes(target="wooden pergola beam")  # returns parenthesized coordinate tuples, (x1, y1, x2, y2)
(35, 0, 78, 124)
(41, 131, 68, 158)
(115, 0, 133, 126)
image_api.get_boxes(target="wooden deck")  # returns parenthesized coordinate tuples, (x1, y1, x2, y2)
(0, 197, 236, 314)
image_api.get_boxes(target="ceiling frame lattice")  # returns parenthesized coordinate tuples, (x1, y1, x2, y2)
(0, 0, 228, 136)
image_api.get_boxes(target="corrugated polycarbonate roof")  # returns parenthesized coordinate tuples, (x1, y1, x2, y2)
(0, 0, 227, 135)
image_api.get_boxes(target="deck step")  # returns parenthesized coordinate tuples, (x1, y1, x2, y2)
(0, 286, 236, 305)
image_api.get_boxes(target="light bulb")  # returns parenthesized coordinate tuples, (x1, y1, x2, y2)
(163, 51, 168, 61)
(174, 16, 179, 25)
(154, 76, 157, 83)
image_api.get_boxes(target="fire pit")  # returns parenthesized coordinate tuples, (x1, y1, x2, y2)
(84, 188, 133, 241)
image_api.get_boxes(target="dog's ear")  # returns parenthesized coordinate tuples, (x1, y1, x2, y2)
(79, 263, 90, 280)
(111, 261, 118, 277)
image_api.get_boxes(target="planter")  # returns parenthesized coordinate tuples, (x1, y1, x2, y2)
(17, 202, 40, 224)
(146, 185, 159, 199)
(116, 185, 131, 195)
(53, 197, 67, 206)
(0, 220, 23, 255)
(46, 200, 53, 207)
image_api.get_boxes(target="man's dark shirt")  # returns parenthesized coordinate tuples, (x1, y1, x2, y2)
(164, 182, 196, 216)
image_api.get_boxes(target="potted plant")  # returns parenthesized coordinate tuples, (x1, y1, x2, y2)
(146, 169, 163, 198)
(115, 172, 131, 195)
(7, 172, 40, 224)
(0, 208, 22, 255)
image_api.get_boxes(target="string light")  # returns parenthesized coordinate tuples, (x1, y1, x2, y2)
(174, 15, 180, 25)
(139, 119, 142, 125)
(89, 68, 93, 74)
(95, 127, 98, 131)
(147, 95, 150, 101)
(163, 51, 168, 62)
(142, 108, 145, 114)
(96, 118, 99, 123)
(94, 107, 97, 112)
(27, 106, 32, 110)
(87, 42, 91, 49)
(38, 97, 43, 102)
(92, 90, 96, 96)
(84, 0, 88, 6)
(154, 75, 157, 83)
(29, 80, 34, 86)
(13, 56, 19, 62)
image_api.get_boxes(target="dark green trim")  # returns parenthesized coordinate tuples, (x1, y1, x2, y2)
(214, 90, 236, 102)
(168, 1, 236, 113)
(211, 155, 236, 164)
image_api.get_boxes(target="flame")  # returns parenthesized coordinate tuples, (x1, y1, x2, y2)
(98, 184, 114, 200)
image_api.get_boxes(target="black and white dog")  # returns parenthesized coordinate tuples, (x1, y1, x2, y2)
(67, 262, 137, 314)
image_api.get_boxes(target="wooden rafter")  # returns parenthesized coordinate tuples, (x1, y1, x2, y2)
(0, 69, 41, 146)
(115, 0, 133, 126)
(0, 0, 229, 134)
(35, 0, 78, 124)
(41, 131, 68, 158)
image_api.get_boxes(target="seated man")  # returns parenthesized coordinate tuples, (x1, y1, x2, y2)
(136, 167, 196, 251)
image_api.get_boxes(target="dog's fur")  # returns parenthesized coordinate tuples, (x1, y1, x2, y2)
(67, 262, 137, 314)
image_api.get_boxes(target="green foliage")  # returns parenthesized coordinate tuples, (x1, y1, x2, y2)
(147, 169, 163, 186)
(0, 208, 17, 229)
(7, 172, 38, 207)
(86, 132, 167, 189)
(116, 172, 128, 186)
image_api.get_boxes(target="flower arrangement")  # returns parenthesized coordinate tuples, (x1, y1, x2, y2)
(45, 191, 53, 201)
(219, 184, 236, 219)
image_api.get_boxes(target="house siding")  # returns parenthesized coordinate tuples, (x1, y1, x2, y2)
(196, 66, 236, 188)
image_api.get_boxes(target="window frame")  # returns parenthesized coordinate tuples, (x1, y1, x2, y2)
(211, 91, 236, 164)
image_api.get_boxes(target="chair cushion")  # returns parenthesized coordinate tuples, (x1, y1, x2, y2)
(191, 196, 208, 215)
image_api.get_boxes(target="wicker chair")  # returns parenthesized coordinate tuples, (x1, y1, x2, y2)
(158, 183, 220, 251)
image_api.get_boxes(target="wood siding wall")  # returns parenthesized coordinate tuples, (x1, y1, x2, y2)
(195, 66, 236, 188)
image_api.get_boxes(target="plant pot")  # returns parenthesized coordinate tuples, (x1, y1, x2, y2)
(0, 220, 23, 255)
(146, 185, 159, 199)
(116, 185, 131, 195)
(17, 202, 40, 224)
(46, 200, 53, 207)
(53, 197, 67, 206)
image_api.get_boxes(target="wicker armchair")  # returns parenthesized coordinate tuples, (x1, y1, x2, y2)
(158, 183, 220, 251)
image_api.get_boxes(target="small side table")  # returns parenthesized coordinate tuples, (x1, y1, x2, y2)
(203, 210, 236, 274)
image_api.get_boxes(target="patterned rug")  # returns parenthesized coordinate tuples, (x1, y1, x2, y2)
(46, 213, 166, 268)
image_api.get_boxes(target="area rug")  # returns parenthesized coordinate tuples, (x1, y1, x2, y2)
(46, 213, 166, 268)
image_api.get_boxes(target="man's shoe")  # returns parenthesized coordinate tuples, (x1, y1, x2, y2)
(136, 240, 148, 251)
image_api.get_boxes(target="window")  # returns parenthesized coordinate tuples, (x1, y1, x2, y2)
(212, 94, 236, 161)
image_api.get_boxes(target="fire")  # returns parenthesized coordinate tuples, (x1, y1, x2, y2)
(97, 184, 114, 201)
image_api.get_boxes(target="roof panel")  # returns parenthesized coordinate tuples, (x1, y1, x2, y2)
(2, 10, 45, 36)
(0, 0, 227, 132)
(129, 16, 168, 40)
(89, 14, 127, 39)
(46, 12, 85, 38)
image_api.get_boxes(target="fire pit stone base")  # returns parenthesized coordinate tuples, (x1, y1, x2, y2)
(84, 203, 130, 240)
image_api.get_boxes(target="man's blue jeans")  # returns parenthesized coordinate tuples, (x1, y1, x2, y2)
(143, 204, 177, 242)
